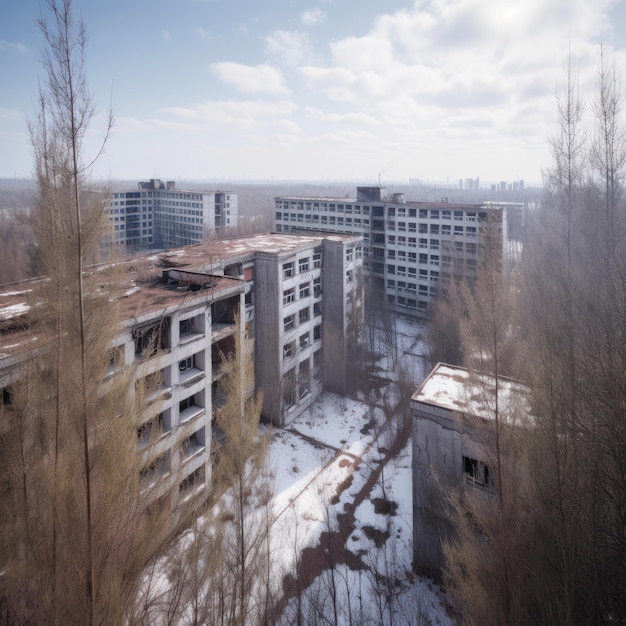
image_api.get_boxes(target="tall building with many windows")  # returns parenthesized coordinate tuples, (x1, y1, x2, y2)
(108, 179, 238, 250)
(275, 186, 523, 316)
(0, 231, 362, 511)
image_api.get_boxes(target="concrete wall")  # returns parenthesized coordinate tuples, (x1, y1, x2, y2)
(412, 402, 492, 576)
(252, 253, 281, 424)
(321, 239, 347, 395)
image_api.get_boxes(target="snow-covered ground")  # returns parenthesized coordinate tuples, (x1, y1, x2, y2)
(262, 316, 451, 625)
(143, 315, 451, 625)
(268, 391, 451, 625)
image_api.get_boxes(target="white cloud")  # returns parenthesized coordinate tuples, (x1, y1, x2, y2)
(0, 108, 24, 122)
(160, 98, 297, 131)
(301, 8, 326, 26)
(0, 40, 28, 54)
(162, 30, 172, 42)
(195, 27, 212, 41)
(304, 106, 378, 126)
(265, 30, 314, 67)
(210, 62, 291, 95)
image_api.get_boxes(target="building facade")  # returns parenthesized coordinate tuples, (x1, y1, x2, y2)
(108, 179, 238, 250)
(275, 186, 523, 317)
(0, 232, 363, 511)
(411, 363, 529, 575)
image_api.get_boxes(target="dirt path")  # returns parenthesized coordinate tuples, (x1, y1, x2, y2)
(270, 409, 411, 618)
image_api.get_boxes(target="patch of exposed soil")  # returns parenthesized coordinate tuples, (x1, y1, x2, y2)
(362, 525, 391, 548)
(371, 497, 398, 516)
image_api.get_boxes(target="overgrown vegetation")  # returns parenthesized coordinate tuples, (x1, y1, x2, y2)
(434, 47, 626, 624)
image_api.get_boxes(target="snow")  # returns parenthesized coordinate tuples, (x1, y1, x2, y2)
(269, 392, 451, 625)
(0, 302, 29, 320)
(414, 362, 530, 421)
(143, 315, 451, 625)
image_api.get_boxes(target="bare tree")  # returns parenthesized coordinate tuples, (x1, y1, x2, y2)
(0, 2, 180, 624)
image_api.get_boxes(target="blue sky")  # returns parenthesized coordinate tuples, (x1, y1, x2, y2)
(1, 0, 625, 184)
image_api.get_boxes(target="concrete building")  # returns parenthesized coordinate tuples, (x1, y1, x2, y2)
(108, 179, 238, 250)
(0, 231, 362, 511)
(275, 186, 521, 317)
(411, 363, 529, 576)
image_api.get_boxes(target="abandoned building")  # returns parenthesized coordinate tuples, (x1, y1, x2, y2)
(411, 362, 530, 575)
(275, 186, 524, 317)
(0, 232, 363, 512)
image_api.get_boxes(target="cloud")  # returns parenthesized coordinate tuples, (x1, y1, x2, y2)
(301, 8, 326, 26)
(265, 30, 314, 66)
(210, 62, 290, 95)
(0, 108, 24, 122)
(195, 27, 212, 41)
(159, 99, 297, 131)
(0, 40, 28, 54)
(162, 30, 172, 42)
(304, 106, 378, 126)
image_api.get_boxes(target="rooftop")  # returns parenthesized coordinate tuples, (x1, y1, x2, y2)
(412, 363, 530, 423)
(0, 232, 361, 359)
(275, 195, 499, 211)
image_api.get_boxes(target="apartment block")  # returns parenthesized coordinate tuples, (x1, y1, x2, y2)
(0, 231, 363, 511)
(275, 186, 523, 316)
(108, 179, 238, 250)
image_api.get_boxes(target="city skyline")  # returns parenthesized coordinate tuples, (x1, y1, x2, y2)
(1, 0, 625, 184)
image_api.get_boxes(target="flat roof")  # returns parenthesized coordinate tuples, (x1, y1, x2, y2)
(0, 232, 360, 359)
(412, 363, 530, 422)
(275, 196, 499, 210)
(141, 232, 362, 270)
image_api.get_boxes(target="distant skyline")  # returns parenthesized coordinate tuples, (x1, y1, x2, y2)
(1, 0, 625, 185)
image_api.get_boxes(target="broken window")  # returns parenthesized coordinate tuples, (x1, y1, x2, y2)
(463, 455, 494, 491)
(133, 318, 170, 358)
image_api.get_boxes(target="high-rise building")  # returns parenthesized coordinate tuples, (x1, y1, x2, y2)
(107, 179, 238, 250)
(275, 186, 520, 317)
(0, 232, 363, 511)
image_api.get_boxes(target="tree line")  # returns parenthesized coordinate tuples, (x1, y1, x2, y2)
(429, 46, 626, 625)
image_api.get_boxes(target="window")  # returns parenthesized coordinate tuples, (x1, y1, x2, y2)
(313, 276, 322, 298)
(313, 252, 321, 268)
(299, 258, 310, 272)
(283, 341, 295, 359)
(299, 282, 311, 298)
(179, 393, 203, 422)
(430, 224, 439, 235)
(346, 249, 353, 262)
(299, 360, 310, 399)
(140, 451, 170, 488)
(2, 386, 13, 406)
(299, 307, 310, 324)
(299, 332, 310, 350)
(134, 318, 170, 358)
(137, 412, 170, 447)
(179, 466, 205, 495)
(284, 314, 295, 332)
(463, 455, 494, 490)
(283, 369, 296, 408)
(314, 324, 322, 341)
(283, 287, 295, 305)
(314, 302, 322, 317)
(283, 262, 294, 279)
(346, 269, 353, 283)
(179, 356, 194, 372)
(182, 428, 206, 460)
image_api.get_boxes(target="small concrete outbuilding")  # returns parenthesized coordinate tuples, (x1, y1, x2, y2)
(411, 363, 529, 576)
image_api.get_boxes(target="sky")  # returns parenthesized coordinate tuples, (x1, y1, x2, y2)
(1, 0, 625, 185)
